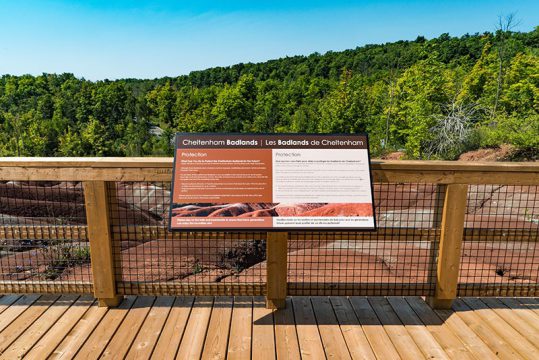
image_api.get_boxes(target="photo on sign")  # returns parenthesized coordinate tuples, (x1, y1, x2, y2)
(171, 202, 374, 218)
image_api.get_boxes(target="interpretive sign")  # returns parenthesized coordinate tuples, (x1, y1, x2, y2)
(169, 133, 375, 231)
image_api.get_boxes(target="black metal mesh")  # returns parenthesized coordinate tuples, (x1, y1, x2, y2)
(0, 181, 92, 292)
(287, 183, 444, 296)
(459, 185, 539, 296)
(1, 177, 537, 298)
(108, 182, 266, 295)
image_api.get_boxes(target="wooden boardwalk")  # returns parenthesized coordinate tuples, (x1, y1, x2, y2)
(0, 295, 538, 359)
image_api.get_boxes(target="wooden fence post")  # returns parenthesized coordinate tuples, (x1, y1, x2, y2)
(83, 181, 122, 307)
(429, 184, 468, 309)
(266, 232, 288, 309)
(428, 185, 446, 292)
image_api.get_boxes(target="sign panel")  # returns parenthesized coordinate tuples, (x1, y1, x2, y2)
(169, 133, 375, 231)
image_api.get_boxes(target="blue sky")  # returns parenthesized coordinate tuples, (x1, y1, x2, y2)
(0, 1, 538, 80)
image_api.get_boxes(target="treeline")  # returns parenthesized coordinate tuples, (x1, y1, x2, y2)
(0, 27, 538, 159)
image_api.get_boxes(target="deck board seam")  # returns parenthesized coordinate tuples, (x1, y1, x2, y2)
(25, 295, 85, 359)
(0, 294, 51, 355)
(451, 299, 524, 359)
(116, 296, 157, 359)
(141, 297, 174, 359)
(44, 298, 98, 359)
(25, 295, 80, 358)
(326, 296, 354, 360)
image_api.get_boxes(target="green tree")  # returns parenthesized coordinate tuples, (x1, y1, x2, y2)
(393, 56, 456, 157)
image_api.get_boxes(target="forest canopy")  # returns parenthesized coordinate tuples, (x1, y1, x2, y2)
(0, 26, 538, 159)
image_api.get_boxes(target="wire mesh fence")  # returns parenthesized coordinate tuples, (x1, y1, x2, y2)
(0, 176, 537, 298)
(287, 183, 444, 296)
(459, 185, 539, 296)
(108, 182, 267, 295)
(0, 181, 92, 292)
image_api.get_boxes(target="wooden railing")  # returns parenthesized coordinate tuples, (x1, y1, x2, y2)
(0, 158, 538, 309)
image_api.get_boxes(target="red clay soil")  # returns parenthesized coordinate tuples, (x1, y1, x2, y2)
(459, 241, 539, 284)
(379, 144, 520, 162)
(379, 151, 406, 160)
(374, 183, 438, 211)
(51, 237, 539, 287)
(0, 181, 162, 225)
(458, 144, 517, 162)
(2, 179, 538, 288)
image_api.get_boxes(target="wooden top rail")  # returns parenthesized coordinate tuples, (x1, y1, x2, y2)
(0, 157, 538, 184)
(0, 157, 538, 171)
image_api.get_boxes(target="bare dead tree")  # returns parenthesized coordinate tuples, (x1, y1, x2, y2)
(493, 13, 520, 116)
(384, 59, 400, 149)
(425, 102, 481, 159)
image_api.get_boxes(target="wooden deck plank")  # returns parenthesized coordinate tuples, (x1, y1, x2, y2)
(74, 295, 137, 360)
(227, 296, 253, 360)
(125, 296, 175, 360)
(274, 298, 301, 360)
(348, 296, 401, 360)
(0, 295, 20, 316)
(100, 296, 156, 359)
(175, 296, 213, 360)
(291, 296, 326, 360)
(24, 295, 95, 360)
(498, 298, 539, 332)
(0, 295, 535, 359)
(434, 307, 498, 360)
(0, 294, 40, 333)
(329, 296, 376, 360)
(480, 298, 539, 346)
(461, 298, 539, 360)
(405, 297, 474, 360)
(518, 297, 539, 316)
(311, 296, 352, 360)
(387, 297, 449, 360)
(252, 296, 276, 360)
(450, 299, 523, 360)
(368, 297, 424, 360)
(151, 296, 194, 359)
(0, 294, 60, 354)
(201, 296, 233, 360)
(49, 300, 109, 360)
(0, 294, 78, 359)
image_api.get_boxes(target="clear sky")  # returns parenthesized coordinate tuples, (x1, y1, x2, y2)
(1, 0, 538, 81)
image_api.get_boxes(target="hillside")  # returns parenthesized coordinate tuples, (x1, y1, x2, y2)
(0, 27, 538, 159)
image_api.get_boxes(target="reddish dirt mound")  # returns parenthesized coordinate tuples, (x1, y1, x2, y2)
(0, 181, 162, 225)
(374, 183, 438, 211)
(458, 144, 516, 162)
(379, 151, 406, 160)
(460, 241, 539, 284)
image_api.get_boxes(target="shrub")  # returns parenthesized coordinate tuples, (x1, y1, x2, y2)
(480, 114, 539, 151)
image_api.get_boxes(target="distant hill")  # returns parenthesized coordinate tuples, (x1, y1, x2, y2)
(0, 27, 538, 158)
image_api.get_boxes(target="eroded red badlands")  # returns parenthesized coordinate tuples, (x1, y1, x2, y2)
(0, 181, 537, 289)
